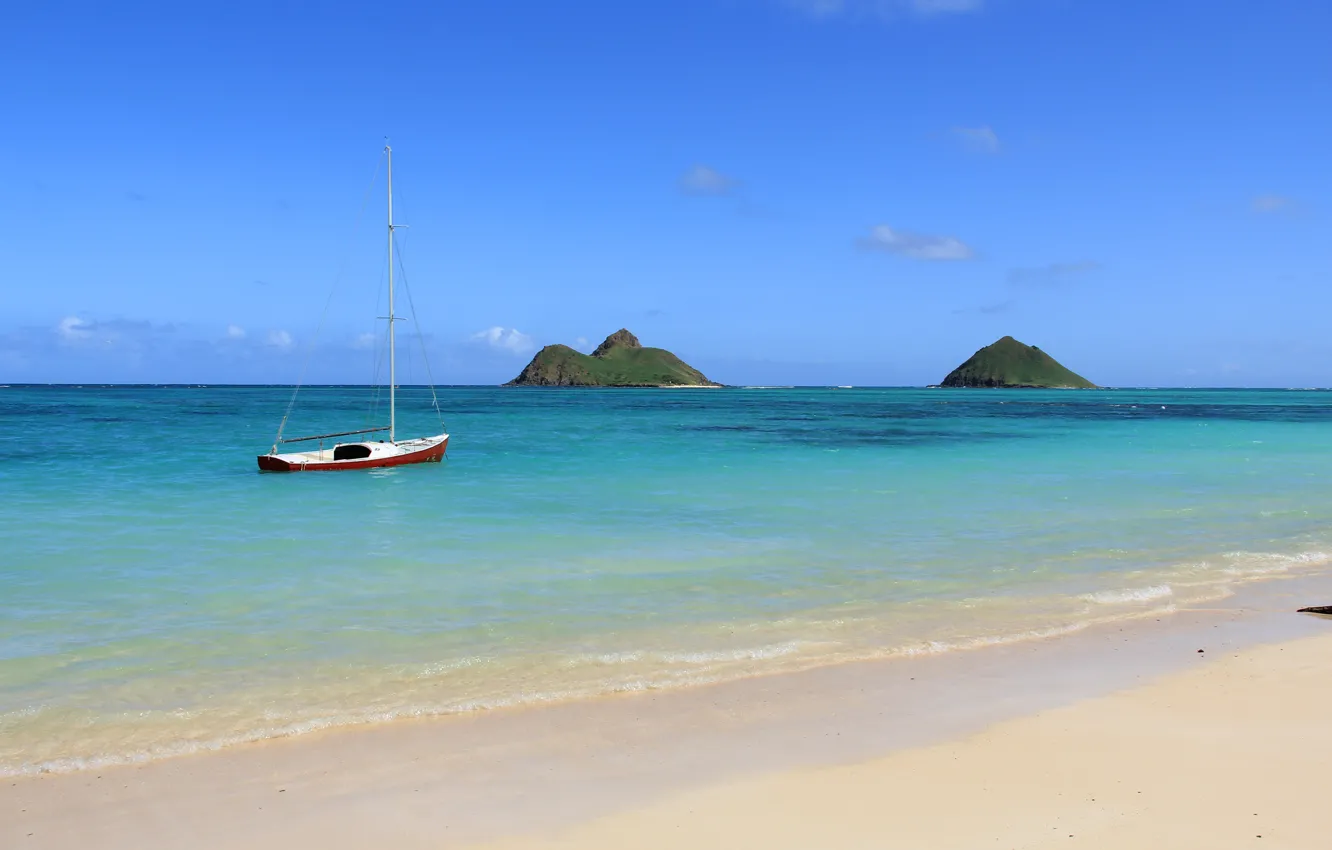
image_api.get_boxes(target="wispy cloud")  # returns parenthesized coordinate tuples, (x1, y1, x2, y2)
(679, 165, 740, 197)
(351, 332, 376, 350)
(266, 329, 295, 351)
(1008, 261, 1100, 288)
(1252, 194, 1294, 214)
(951, 125, 1000, 154)
(57, 316, 93, 343)
(226, 324, 246, 340)
(7, 316, 502, 383)
(949, 261, 1100, 316)
(56, 316, 168, 348)
(860, 225, 975, 261)
(471, 326, 536, 355)
(785, 0, 983, 21)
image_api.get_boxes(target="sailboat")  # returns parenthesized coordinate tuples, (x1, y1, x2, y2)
(257, 145, 449, 472)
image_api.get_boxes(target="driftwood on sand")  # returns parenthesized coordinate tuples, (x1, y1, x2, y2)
(1297, 606, 1332, 615)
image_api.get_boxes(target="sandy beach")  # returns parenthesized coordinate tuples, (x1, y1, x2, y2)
(4, 577, 1331, 850)
(481, 625, 1332, 850)
(9, 0, 1328, 845)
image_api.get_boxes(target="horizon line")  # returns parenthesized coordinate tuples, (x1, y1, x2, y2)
(4, 383, 1330, 392)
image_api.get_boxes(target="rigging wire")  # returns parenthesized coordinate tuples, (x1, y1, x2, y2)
(272, 153, 385, 448)
(384, 173, 445, 432)
(391, 234, 445, 430)
(364, 242, 389, 432)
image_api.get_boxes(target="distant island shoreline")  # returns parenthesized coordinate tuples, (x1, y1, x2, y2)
(937, 336, 1097, 389)
(506, 329, 721, 388)
(504, 383, 725, 389)
(505, 331, 1096, 390)
(15, 336, 1289, 390)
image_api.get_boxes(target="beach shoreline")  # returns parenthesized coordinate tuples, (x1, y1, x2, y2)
(10, 385, 1332, 785)
(4, 569, 1331, 849)
(479, 629, 1332, 850)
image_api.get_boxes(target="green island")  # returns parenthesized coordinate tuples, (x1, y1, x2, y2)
(939, 336, 1097, 388)
(505, 329, 720, 387)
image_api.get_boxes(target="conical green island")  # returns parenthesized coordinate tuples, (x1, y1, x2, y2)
(505, 329, 720, 387)
(940, 336, 1097, 388)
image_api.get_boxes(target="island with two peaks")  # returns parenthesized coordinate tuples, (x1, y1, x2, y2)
(506, 329, 721, 387)
(937, 336, 1098, 388)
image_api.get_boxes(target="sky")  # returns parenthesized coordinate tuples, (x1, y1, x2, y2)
(2, 0, 1329, 386)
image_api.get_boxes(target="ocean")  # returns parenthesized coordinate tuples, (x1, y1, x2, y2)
(2, 384, 1331, 775)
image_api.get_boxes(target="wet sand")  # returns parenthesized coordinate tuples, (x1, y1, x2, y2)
(480, 631, 1332, 850)
(3, 575, 1330, 850)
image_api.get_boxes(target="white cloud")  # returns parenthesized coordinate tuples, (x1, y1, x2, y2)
(679, 165, 739, 196)
(786, 0, 982, 20)
(471, 326, 536, 356)
(952, 125, 1000, 154)
(266, 329, 295, 351)
(575, 336, 590, 350)
(351, 332, 376, 350)
(860, 225, 975, 261)
(1252, 194, 1292, 214)
(53, 316, 169, 351)
(57, 316, 93, 342)
(226, 324, 246, 339)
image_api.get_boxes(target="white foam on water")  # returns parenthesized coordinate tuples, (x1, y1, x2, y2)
(578, 651, 645, 665)
(895, 622, 1092, 657)
(888, 603, 1181, 661)
(1221, 550, 1332, 578)
(0, 597, 1219, 780)
(405, 656, 487, 678)
(569, 641, 805, 668)
(1, 691, 581, 779)
(1080, 584, 1174, 605)
(9, 545, 1329, 779)
(658, 642, 804, 664)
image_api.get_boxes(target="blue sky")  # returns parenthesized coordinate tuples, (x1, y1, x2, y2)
(2, 0, 1329, 386)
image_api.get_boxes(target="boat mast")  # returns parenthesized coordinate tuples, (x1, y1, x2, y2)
(386, 144, 396, 444)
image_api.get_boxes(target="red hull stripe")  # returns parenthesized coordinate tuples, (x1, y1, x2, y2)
(257, 437, 448, 472)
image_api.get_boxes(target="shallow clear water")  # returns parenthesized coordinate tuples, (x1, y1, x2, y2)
(2, 385, 1331, 774)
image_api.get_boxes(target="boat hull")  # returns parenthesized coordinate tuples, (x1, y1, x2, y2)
(257, 435, 448, 472)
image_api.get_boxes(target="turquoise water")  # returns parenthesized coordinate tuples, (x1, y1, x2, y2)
(3, 385, 1332, 775)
